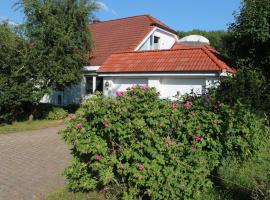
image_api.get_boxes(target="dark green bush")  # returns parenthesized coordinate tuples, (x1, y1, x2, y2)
(61, 86, 267, 199)
(46, 107, 68, 120)
(34, 103, 54, 119)
(217, 132, 270, 200)
(64, 104, 80, 114)
(217, 68, 270, 119)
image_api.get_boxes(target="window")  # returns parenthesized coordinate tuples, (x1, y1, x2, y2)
(96, 77, 103, 92)
(57, 94, 62, 105)
(85, 76, 103, 95)
(86, 77, 93, 94)
(153, 36, 160, 49)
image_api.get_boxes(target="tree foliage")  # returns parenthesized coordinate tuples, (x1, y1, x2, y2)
(178, 29, 230, 55)
(217, 0, 270, 117)
(227, 0, 270, 78)
(19, 0, 99, 89)
(0, 23, 44, 122)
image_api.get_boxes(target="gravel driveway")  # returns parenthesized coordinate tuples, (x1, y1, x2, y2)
(0, 125, 71, 200)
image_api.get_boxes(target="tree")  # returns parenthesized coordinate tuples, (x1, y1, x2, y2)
(178, 30, 230, 55)
(217, 0, 270, 117)
(0, 23, 44, 123)
(227, 0, 270, 79)
(19, 0, 99, 89)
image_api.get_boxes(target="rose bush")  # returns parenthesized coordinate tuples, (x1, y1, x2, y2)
(61, 86, 267, 199)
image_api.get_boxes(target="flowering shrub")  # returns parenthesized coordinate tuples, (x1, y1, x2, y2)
(61, 86, 267, 199)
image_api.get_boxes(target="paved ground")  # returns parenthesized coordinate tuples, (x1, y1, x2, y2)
(0, 125, 71, 200)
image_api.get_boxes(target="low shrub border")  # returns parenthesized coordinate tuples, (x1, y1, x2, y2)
(61, 86, 268, 199)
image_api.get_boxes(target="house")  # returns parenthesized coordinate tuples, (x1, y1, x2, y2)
(42, 15, 235, 105)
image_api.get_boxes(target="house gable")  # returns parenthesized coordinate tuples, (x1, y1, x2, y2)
(88, 15, 177, 66)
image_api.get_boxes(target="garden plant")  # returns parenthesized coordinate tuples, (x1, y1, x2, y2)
(61, 86, 268, 199)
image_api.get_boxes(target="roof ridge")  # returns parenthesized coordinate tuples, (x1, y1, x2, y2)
(201, 47, 226, 71)
(112, 47, 204, 55)
(89, 14, 151, 25)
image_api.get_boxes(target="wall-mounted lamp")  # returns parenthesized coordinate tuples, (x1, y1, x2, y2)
(105, 81, 111, 90)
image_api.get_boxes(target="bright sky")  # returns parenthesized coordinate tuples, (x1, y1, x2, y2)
(0, 0, 241, 31)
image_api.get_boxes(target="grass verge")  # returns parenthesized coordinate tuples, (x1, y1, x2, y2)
(0, 120, 63, 134)
(40, 189, 105, 200)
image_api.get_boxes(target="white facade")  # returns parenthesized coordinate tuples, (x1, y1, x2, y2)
(101, 73, 220, 99)
(41, 24, 225, 104)
(137, 28, 177, 51)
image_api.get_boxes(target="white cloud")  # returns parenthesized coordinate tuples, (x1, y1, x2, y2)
(97, 1, 109, 11)
(96, 1, 118, 16)
(111, 9, 118, 16)
(0, 16, 19, 26)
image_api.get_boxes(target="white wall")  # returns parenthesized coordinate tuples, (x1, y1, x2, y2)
(160, 78, 204, 98)
(153, 29, 177, 50)
(138, 28, 177, 51)
(102, 76, 219, 99)
(103, 77, 148, 96)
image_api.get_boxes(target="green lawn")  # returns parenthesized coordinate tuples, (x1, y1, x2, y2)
(0, 120, 63, 134)
(40, 189, 105, 200)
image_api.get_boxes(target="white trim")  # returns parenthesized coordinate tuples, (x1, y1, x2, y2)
(98, 72, 219, 78)
(92, 76, 96, 92)
(134, 27, 157, 51)
(83, 66, 100, 71)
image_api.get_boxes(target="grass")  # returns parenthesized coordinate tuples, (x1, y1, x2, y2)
(0, 120, 63, 134)
(40, 189, 105, 200)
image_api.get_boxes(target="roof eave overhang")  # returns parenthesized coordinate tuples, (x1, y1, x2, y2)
(97, 71, 221, 77)
(151, 23, 178, 35)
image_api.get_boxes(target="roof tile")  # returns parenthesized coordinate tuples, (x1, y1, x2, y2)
(98, 47, 236, 73)
(88, 15, 175, 66)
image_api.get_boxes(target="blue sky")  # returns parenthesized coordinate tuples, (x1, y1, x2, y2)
(0, 0, 241, 31)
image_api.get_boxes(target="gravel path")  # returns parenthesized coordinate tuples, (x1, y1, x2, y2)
(0, 125, 71, 200)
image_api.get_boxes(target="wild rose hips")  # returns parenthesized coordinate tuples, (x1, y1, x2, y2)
(95, 154, 102, 161)
(137, 165, 144, 171)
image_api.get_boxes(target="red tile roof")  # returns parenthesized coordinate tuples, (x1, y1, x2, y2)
(88, 15, 176, 66)
(98, 47, 236, 73)
(172, 43, 218, 53)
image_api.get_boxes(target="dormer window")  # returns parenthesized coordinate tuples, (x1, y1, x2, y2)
(154, 36, 160, 49)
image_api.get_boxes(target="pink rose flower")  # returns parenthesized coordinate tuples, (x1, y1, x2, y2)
(171, 102, 177, 109)
(137, 165, 144, 171)
(102, 121, 110, 127)
(194, 135, 201, 142)
(76, 122, 82, 129)
(214, 101, 221, 108)
(116, 91, 125, 97)
(167, 139, 173, 146)
(140, 85, 149, 91)
(119, 164, 125, 171)
(95, 154, 102, 161)
(183, 101, 191, 109)
(67, 113, 75, 121)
